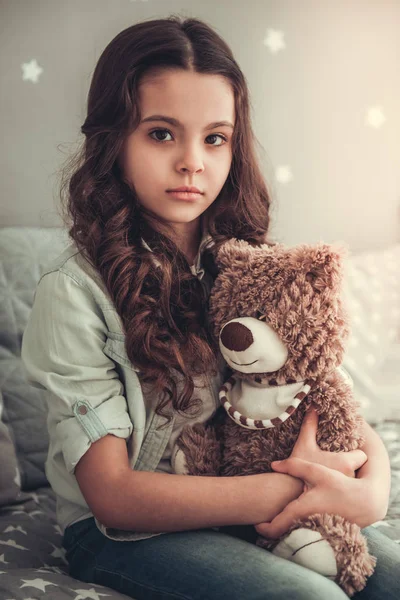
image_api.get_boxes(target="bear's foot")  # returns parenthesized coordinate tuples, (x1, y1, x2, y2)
(257, 513, 376, 597)
(171, 446, 189, 475)
(272, 527, 337, 578)
(171, 422, 221, 476)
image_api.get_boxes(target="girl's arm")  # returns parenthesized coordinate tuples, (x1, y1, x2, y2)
(75, 433, 305, 532)
(355, 418, 391, 514)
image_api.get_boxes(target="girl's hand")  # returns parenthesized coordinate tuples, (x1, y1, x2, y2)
(255, 457, 381, 539)
(285, 405, 367, 478)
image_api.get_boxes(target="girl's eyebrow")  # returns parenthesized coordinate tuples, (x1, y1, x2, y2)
(140, 115, 234, 130)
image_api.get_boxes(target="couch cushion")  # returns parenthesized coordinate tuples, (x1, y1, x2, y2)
(0, 389, 27, 507)
(342, 244, 400, 423)
(0, 227, 70, 490)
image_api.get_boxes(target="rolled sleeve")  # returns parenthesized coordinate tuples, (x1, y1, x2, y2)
(21, 270, 134, 474)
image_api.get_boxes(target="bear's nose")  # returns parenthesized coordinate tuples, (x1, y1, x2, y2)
(220, 322, 254, 352)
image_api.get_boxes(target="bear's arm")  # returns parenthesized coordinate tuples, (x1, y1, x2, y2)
(306, 369, 365, 452)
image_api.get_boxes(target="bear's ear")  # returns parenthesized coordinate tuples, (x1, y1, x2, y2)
(300, 242, 349, 290)
(214, 239, 253, 270)
(214, 238, 276, 270)
(312, 242, 349, 269)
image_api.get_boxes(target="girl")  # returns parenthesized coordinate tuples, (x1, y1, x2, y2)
(21, 15, 399, 600)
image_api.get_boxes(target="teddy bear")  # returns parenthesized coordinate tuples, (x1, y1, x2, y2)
(171, 239, 377, 597)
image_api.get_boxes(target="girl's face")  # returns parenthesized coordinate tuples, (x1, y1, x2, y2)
(119, 69, 235, 231)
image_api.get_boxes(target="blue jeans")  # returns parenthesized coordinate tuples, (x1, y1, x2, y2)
(62, 517, 400, 600)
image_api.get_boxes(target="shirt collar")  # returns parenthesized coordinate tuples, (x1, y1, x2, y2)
(140, 220, 215, 281)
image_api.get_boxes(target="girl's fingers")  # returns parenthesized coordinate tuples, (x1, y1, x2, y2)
(271, 457, 334, 486)
(255, 498, 304, 539)
(346, 449, 368, 472)
(254, 521, 272, 537)
(294, 407, 319, 448)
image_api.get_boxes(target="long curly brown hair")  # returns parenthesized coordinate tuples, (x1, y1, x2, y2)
(58, 15, 273, 426)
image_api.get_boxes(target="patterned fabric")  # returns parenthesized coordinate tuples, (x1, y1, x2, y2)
(0, 487, 130, 599)
(0, 421, 399, 599)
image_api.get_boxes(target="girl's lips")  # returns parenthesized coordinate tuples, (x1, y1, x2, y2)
(167, 191, 203, 201)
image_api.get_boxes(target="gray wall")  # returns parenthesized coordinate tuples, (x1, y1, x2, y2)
(1, 0, 399, 252)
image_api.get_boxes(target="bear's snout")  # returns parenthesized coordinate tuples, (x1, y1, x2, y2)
(219, 317, 289, 374)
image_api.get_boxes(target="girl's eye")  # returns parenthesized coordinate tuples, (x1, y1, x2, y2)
(148, 128, 227, 146)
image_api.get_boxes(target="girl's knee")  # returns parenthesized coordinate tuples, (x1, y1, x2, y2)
(241, 565, 348, 600)
(293, 572, 348, 600)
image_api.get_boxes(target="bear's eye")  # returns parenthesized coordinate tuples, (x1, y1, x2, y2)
(305, 271, 324, 293)
(305, 271, 317, 284)
(256, 310, 267, 321)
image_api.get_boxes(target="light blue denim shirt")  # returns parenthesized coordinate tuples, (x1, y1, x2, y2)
(21, 227, 226, 542)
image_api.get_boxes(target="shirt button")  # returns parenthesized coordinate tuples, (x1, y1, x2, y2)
(78, 405, 88, 415)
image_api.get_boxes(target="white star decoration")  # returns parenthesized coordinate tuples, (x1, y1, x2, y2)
(0, 539, 29, 551)
(275, 165, 293, 184)
(29, 492, 40, 504)
(8, 508, 44, 519)
(263, 29, 286, 54)
(50, 543, 68, 563)
(20, 578, 58, 592)
(21, 59, 43, 83)
(13, 467, 21, 487)
(73, 588, 112, 599)
(36, 565, 63, 574)
(4, 525, 27, 536)
(54, 523, 63, 535)
(365, 106, 386, 128)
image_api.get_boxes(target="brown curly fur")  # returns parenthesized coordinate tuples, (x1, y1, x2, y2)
(210, 241, 350, 381)
(176, 239, 377, 596)
(219, 369, 365, 478)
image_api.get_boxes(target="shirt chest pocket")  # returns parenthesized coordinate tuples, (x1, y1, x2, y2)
(103, 334, 140, 373)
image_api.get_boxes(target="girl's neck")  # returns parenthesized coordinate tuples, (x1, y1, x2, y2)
(170, 219, 202, 265)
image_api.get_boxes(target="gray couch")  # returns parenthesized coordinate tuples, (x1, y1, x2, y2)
(0, 226, 399, 599)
